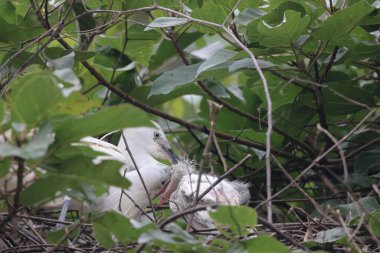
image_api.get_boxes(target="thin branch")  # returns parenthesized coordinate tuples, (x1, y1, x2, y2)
(257, 216, 310, 251)
(121, 132, 157, 222)
(222, 0, 242, 26)
(187, 101, 221, 230)
(197, 154, 252, 201)
(316, 124, 348, 183)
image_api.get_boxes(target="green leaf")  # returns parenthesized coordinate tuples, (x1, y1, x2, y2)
(191, 0, 240, 33)
(145, 17, 189, 30)
(47, 225, 80, 244)
(0, 124, 55, 160)
(20, 176, 70, 206)
(149, 63, 200, 97)
(257, 10, 310, 43)
(233, 8, 266, 26)
(369, 210, 380, 238)
(355, 146, 380, 175)
(93, 211, 136, 249)
(196, 49, 238, 76)
(337, 197, 380, 222)
(94, 48, 132, 69)
(1, 51, 44, 70)
(20, 158, 129, 206)
(44, 47, 97, 62)
(127, 24, 161, 41)
(0, 17, 43, 44)
(311, 227, 347, 244)
(8, 73, 63, 127)
(228, 58, 276, 72)
(150, 32, 203, 70)
(240, 236, 291, 253)
(125, 40, 154, 66)
(46, 228, 66, 244)
(58, 158, 130, 189)
(209, 206, 257, 235)
(54, 104, 150, 145)
(323, 83, 374, 115)
(312, 0, 375, 42)
(138, 224, 207, 252)
(56, 92, 101, 115)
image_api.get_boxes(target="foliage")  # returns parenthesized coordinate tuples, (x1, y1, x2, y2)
(0, 0, 379, 252)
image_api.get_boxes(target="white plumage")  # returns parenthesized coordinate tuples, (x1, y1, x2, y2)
(78, 125, 177, 219)
(46, 124, 178, 220)
(160, 159, 250, 230)
(94, 162, 170, 219)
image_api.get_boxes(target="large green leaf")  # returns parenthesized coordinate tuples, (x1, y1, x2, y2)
(355, 146, 380, 175)
(125, 40, 155, 66)
(149, 63, 200, 96)
(44, 47, 97, 62)
(54, 104, 150, 145)
(8, 73, 63, 127)
(20, 158, 129, 206)
(56, 92, 101, 115)
(257, 10, 310, 43)
(1, 51, 44, 70)
(323, 83, 375, 115)
(311, 228, 347, 244)
(312, 0, 375, 41)
(228, 58, 276, 72)
(20, 176, 70, 206)
(196, 49, 238, 76)
(0, 16, 42, 44)
(149, 32, 203, 70)
(337, 197, 380, 222)
(191, 0, 241, 33)
(145, 17, 189, 30)
(93, 211, 137, 249)
(209, 206, 257, 235)
(233, 8, 266, 26)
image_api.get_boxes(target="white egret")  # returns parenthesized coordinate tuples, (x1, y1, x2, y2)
(158, 158, 250, 230)
(48, 123, 179, 222)
(90, 124, 179, 218)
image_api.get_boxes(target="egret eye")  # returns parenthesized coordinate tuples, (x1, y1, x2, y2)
(153, 132, 161, 140)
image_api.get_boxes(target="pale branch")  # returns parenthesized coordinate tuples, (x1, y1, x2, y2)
(197, 154, 252, 201)
(316, 124, 348, 183)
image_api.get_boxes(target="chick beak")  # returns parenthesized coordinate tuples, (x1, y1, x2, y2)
(157, 179, 179, 205)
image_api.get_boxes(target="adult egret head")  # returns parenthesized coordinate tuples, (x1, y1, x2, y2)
(118, 121, 179, 164)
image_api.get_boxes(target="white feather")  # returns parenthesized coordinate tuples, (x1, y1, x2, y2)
(167, 159, 250, 229)
(94, 163, 170, 218)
